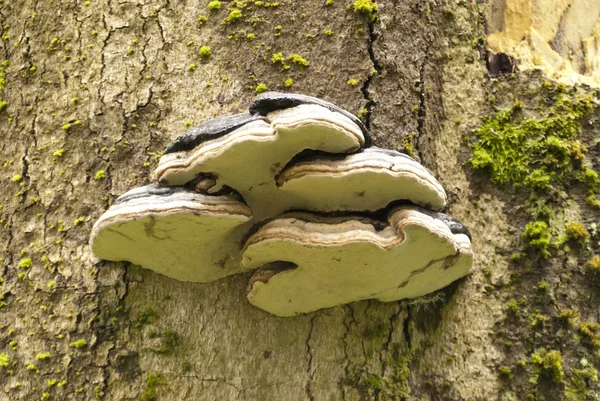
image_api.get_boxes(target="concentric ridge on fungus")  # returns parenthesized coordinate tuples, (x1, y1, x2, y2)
(249, 92, 371, 146)
(163, 113, 261, 154)
(276, 147, 448, 212)
(89, 93, 474, 316)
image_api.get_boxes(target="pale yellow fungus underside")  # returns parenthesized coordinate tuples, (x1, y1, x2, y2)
(242, 207, 473, 317)
(277, 150, 447, 212)
(90, 190, 252, 282)
(155, 104, 365, 220)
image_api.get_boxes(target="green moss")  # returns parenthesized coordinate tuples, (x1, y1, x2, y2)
(197, 15, 208, 25)
(365, 374, 383, 390)
(0, 353, 8, 367)
(564, 222, 590, 245)
(358, 108, 368, 121)
(188, 64, 196, 71)
(198, 46, 211, 59)
(181, 361, 193, 373)
(155, 330, 179, 354)
(498, 366, 513, 380)
(271, 52, 285, 64)
(557, 308, 580, 325)
(347, 78, 358, 86)
(222, 8, 242, 25)
(208, 0, 221, 10)
(11, 174, 22, 183)
(470, 97, 594, 186)
(580, 167, 599, 191)
(469, 89, 599, 237)
(141, 374, 167, 401)
(325, 0, 333, 5)
(579, 322, 600, 348)
(566, 366, 598, 401)
(588, 255, 600, 273)
(36, 352, 51, 360)
(531, 348, 564, 383)
(287, 54, 309, 67)
(18, 257, 32, 269)
(135, 309, 156, 328)
(284, 78, 293, 87)
(0, 60, 7, 112)
(587, 193, 600, 208)
(94, 170, 105, 180)
(506, 299, 520, 316)
(402, 135, 417, 159)
(353, 0, 378, 20)
(522, 221, 551, 258)
(69, 339, 87, 349)
(255, 83, 268, 94)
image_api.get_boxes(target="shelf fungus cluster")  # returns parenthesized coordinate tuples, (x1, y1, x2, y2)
(90, 93, 474, 317)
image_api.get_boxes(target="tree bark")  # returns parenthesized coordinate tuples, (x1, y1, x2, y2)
(1, 0, 599, 400)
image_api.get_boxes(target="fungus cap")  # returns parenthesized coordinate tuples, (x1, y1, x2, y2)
(249, 91, 370, 146)
(90, 185, 252, 282)
(277, 147, 448, 211)
(242, 207, 473, 316)
(163, 113, 261, 155)
(155, 104, 365, 219)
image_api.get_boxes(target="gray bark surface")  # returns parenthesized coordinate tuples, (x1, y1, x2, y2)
(1, 0, 598, 400)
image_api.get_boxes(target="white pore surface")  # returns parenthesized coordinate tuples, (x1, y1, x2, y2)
(90, 190, 252, 282)
(277, 150, 448, 212)
(242, 207, 473, 316)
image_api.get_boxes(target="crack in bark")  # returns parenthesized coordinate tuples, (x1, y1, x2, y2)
(381, 303, 403, 374)
(402, 305, 412, 351)
(360, 15, 383, 131)
(415, 43, 430, 163)
(305, 315, 317, 401)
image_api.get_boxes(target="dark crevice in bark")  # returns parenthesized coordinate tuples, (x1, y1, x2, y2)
(381, 303, 403, 376)
(360, 17, 383, 131)
(305, 315, 317, 401)
(340, 304, 356, 400)
(403, 305, 412, 351)
(4, 215, 14, 267)
(415, 47, 429, 163)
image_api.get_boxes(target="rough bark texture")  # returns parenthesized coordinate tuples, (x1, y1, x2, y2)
(1, 0, 599, 400)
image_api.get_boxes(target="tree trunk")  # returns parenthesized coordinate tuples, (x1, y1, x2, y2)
(1, 0, 599, 400)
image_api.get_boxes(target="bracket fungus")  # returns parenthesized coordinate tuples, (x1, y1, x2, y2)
(154, 105, 365, 218)
(249, 91, 371, 146)
(90, 92, 474, 316)
(242, 207, 473, 317)
(276, 147, 448, 212)
(90, 185, 252, 282)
